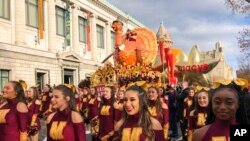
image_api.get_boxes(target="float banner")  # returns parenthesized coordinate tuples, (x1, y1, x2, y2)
(96, 85, 105, 97)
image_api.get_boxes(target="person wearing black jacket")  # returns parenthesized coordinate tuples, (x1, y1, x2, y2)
(176, 81, 189, 141)
(167, 87, 178, 138)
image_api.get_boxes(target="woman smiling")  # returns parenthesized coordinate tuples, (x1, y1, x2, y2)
(46, 85, 86, 141)
(0, 81, 28, 141)
(113, 85, 164, 141)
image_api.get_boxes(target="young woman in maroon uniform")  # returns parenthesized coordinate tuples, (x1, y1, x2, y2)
(113, 85, 164, 141)
(183, 88, 195, 120)
(187, 90, 209, 141)
(26, 86, 42, 141)
(158, 86, 168, 104)
(0, 81, 28, 141)
(192, 80, 249, 141)
(80, 87, 89, 117)
(98, 86, 115, 141)
(41, 84, 53, 117)
(88, 86, 100, 138)
(74, 88, 82, 112)
(114, 89, 124, 124)
(46, 85, 86, 141)
(147, 86, 169, 141)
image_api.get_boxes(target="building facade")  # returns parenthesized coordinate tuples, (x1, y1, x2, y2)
(200, 42, 234, 82)
(0, 0, 144, 91)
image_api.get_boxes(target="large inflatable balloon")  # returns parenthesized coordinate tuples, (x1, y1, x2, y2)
(175, 45, 221, 86)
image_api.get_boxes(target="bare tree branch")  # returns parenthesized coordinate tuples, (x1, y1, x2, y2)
(225, 0, 250, 15)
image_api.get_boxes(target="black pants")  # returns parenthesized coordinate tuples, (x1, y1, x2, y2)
(169, 111, 178, 136)
(180, 119, 187, 141)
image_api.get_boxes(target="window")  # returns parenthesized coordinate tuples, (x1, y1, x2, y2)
(96, 24, 104, 49)
(56, 6, 65, 36)
(0, 0, 10, 20)
(111, 31, 115, 51)
(0, 70, 9, 92)
(79, 17, 87, 43)
(64, 69, 74, 84)
(25, 0, 38, 28)
(36, 72, 45, 92)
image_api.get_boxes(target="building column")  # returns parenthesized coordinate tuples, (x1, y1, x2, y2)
(71, 5, 80, 54)
(91, 14, 97, 60)
(43, 0, 49, 51)
(105, 22, 111, 55)
(47, 0, 56, 53)
(15, 0, 26, 46)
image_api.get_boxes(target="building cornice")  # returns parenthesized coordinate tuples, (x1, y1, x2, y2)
(0, 42, 56, 59)
(87, 0, 145, 27)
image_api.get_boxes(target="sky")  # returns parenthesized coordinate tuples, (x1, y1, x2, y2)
(107, 0, 250, 72)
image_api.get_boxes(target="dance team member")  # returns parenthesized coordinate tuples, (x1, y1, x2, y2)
(148, 86, 169, 140)
(114, 89, 125, 124)
(98, 86, 115, 141)
(187, 89, 209, 141)
(26, 86, 42, 141)
(192, 79, 249, 141)
(46, 85, 86, 141)
(113, 85, 164, 141)
(0, 81, 28, 141)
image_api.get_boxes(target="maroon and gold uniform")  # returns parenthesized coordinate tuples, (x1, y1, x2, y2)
(27, 101, 41, 133)
(202, 119, 236, 141)
(81, 95, 89, 116)
(187, 107, 208, 141)
(114, 99, 124, 123)
(114, 113, 164, 141)
(148, 100, 169, 141)
(41, 92, 53, 115)
(88, 95, 99, 120)
(183, 96, 194, 120)
(88, 95, 99, 135)
(47, 108, 86, 141)
(0, 98, 28, 141)
(98, 99, 115, 141)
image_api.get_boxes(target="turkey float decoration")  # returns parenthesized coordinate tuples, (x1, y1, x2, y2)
(92, 19, 162, 88)
(92, 18, 220, 87)
(111, 19, 158, 66)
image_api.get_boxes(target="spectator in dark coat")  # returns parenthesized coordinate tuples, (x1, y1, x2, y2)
(167, 87, 178, 137)
(176, 81, 189, 141)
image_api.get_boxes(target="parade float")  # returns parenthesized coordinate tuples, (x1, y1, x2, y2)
(90, 19, 221, 91)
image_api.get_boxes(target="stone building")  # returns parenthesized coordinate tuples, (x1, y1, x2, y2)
(0, 0, 144, 91)
(200, 42, 234, 81)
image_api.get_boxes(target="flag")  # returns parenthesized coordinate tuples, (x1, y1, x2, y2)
(38, 0, 44, 39)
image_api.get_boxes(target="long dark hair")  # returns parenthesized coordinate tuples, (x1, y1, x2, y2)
(9, 81, 26, 103)
(44, 84, 52, 93)
(53, 85, 76, 111)
(148, 86, 163, 120)
(90, 86, 98, 97)
(30, 86, 39, 102)
(206, 84, 249, 125)
(193, 90, 209, 119)
(121, 85, 154, 141)
(100, 86, 115, 107)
